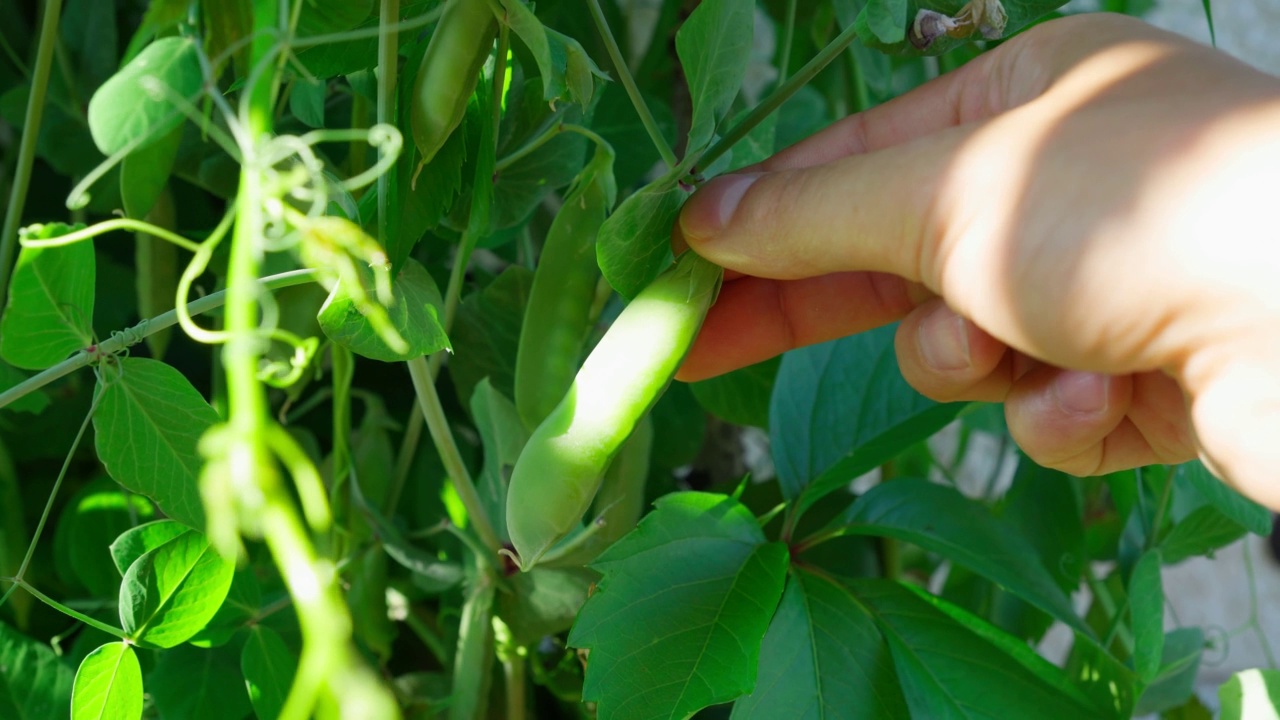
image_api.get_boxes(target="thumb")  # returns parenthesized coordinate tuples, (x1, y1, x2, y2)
(676, 132, 961, 284)
(1190, 357, 1280, 511)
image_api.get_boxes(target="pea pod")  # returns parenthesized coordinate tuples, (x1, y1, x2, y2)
(514, 148, 616, 431)
(506, 251, 722, 569)
(411, 0, 497, 167)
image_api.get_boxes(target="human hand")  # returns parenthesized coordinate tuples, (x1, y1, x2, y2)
(674, 13, 1280, 508)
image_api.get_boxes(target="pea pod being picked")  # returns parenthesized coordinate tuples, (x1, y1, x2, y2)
(506, 251, 722, 569)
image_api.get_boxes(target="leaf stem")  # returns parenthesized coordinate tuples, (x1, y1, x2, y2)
(778, 0, 797, 83)
(9, 580, 128, 640)
(586, 0, 676, 169)
(1146, 465, 1177, 551)
(697, 19, 860, 173)
(0, 0, 66, 314)
(0, 269, 318, 412)
(376, 0, 400, 249)
(407, 356, 501, 553)
(495, 122, 609, 175)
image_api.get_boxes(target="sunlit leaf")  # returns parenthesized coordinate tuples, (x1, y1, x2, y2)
(676, 0, 754, 153)
(0, 229, 94, 370)
(87, 37, 201, 156)
(241, 626, 297, 720)
(0, 621, 75, 719)
(71, 642, 142, 720)
(596, 178, 687, 300)
(118, 528, 235, 648)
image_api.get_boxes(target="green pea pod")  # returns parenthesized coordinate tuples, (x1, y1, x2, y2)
(411, 0, 497, 167)
(506, 251, 722, 569)
(514, 148, 616, 431)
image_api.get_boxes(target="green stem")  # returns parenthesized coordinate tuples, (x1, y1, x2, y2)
(0, 0, 66, 314)
(847, 46, 871, 113)
(698, 19, 861, 173)
(501, 641, 527, 720)
(1146, 465, 1177, 550)
(10, 580, 128, 640)
(0, 269, 317, 412)
(0, 383, 100, 614)
(586, 0, 676, 169)
(376, 0, 399, 248)
(495, 122, 610, 174)
(407, 356, 501, 553)
(778, 0, 797, 83)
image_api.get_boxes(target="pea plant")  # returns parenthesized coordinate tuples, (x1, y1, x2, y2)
(0, 0, 1272, 718)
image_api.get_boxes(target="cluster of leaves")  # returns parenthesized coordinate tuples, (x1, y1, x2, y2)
(0, 0, 1266, 719)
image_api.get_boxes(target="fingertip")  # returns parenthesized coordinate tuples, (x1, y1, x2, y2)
(678, 173, 762, 246)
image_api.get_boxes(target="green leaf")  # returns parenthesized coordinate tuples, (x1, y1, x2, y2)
(60, 478, 157, 597)
(449, 266, 533, 408)
(359, 501, 463, 594)
(999, 456, 1085, 594)
(94, 358, 220, 530)
(295, 0, 374, 36)
(1134, 628, 1204, 715)
(120, 126, 182, 219)
(71, 642, 142, 720)
(147, 644, 251, 720)
(862, 0, 909, 43)
(187, 568, 261, 648)
(0, 231, 95, 370)
(1064, 631, 1138, 719)
(241, 626, 297, 720)
(500, 0, 598, 107)
(675, 0, 754, 154)
(843, 478, 1088, 635)
(730, 570, 909, 719)
(1158, 504, 1247, 564)
(118, 528, 235, 648)
(850, 579, 1100, 719)
(569, 492, 789, 719)
(288, 77, 327, 129)
(470, 379, 527, 541)
(87, 37, 201, 156)
(318, 257, 450, 362)
(690, 357, 779, 429)
(770, 326, 965, 509)
(596, 178, 687, 300)
(590, 83, 676, 191)
(109, 519, 189, 576)
(0, 621, 75, 719)
(1219, 668, 1280, 720)
(649, 381, 706, 470)
(1129, 550, 1164, 683)
(1179, 460, 1270, 536)
(498, 566, 596, 647)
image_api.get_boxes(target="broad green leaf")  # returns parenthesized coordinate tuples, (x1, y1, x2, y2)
(289, 77, 326, 129)
(1219, 668, 1280, 720)
(60, 478, 156, 597)
(649, 381, 706, 470)
(727, 108, 777, 172)
(470, 379, 528, 540)
(497, 566, 596, 647)
(500, 0, 598, 107)
(690, 357, 780, 429)
(449, 266, 533, 408)
(590, 83, 677, 190)
(187, 568, 261, 648)
(118, 529, 235, 648)
(0, 439, 28, 626)
(1179, 460, 1270, 535)
(94, 358, 219, 530)
(596, 178, 688, 299)
(109, 520, 188, 576)
(770, 326, 965, 509)
(87, 37, 201, 156)
(999, 456, 1085, 593)
(0, 360, 49, 414)
(843, 478, 1088, 635)
(1158, 504, 1247, 564)
(675, 0, 754, 154)
(318, 257, 450, 362)
(1064, 631, 1138, 719)
(0, 231, 95, 370)
(295, 0, 374, 36)
(241, 626, 297, 720)
(0, 621, 75, 719)
(147, 644, 251, 720)
(1129, 550, 1164, 683)
(850, 579, 1099, 719)
(569, 492, 789, 720)
(71, 642, 142, 720)
(863, 0, 909, 43)
(358, 500, 463, 594)
(1133, 628, 1204, 715)
(490, 109, 588, 232)
(730, 571, 910, 719)
(120, 126, 182, 219)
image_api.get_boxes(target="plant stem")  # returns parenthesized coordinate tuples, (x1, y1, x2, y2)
(376, 0, 400, 248)
(0, 0, 66, 314)
(698, 19, 861, 173)
(778, 0, 797, 83)
(502, 644, 527, 720)
(586, 0, 676, 169)
(407, 356, 501, 553)
(12, 581, 128, 640)
(0, 269, 317, 412)
(385, 401, 423, 516)
(1146, 465, 1177, 551)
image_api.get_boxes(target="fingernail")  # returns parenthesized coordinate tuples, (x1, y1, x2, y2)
(1052, 371, 1110, 415)
(679, 173, 761, 242)
(917, 306, 971, 371)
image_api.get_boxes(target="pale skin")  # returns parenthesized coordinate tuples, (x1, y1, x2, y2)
(674, 13, 1280, 510)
